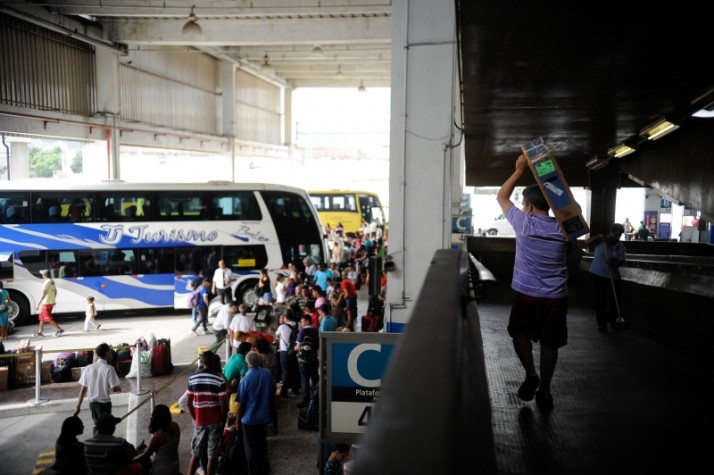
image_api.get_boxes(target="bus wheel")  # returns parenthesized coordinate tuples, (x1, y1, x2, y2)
(7, 292, 31, 326)
(236, 283, 259, 308)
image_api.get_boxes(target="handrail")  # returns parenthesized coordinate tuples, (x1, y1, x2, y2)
(351, 249, 496, 474)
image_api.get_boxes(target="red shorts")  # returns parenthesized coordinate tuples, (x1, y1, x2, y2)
(39, 304, 55, 323)
(507, 291, 568, 348)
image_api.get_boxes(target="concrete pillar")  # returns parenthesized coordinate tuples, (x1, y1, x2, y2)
(95, 48, 122, 180)
(284, 87, 293, 146)
(220, 61, 237, 181)
(5, 139, 31, 180)
(386, 0, 461, 331)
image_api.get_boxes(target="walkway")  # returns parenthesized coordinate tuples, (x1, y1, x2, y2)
(1, 283, 712, 474)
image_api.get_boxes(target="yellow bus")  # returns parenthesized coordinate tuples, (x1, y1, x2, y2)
(309, 190, 386, 237)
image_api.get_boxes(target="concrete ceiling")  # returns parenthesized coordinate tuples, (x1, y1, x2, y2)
(4, 0, 714, 197)
(2, 0, 392, 89)
(459, 1, 714, 188)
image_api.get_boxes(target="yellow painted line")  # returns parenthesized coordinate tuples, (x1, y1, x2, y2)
(34, 449, 55, 474)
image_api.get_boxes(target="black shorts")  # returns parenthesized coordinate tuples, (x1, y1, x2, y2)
(507, 291, 568, 348)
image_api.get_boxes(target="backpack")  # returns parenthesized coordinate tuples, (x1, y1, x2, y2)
(297, 334, 317, 365)
(297, 383, 319, 431)
(186, 288, 201, 308)
(286, 324, 299, 358)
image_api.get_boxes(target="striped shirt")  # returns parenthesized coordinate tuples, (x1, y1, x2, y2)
(507, 204, 568, 298)
(84, 434, 135, 475)
(187, 370, 226, 426)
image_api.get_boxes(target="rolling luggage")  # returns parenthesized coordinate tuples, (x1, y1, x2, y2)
(361, 312, 383, 332)
(151, 338, 173, 376)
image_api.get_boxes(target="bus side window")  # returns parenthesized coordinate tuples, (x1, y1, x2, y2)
(69, 199, 86, 222)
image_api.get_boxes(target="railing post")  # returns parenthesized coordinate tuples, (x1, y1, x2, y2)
(28, 346, 49, 405)
(134, 342, 149, 395)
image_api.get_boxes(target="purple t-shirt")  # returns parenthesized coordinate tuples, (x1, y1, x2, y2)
(506, 204, 568, 298)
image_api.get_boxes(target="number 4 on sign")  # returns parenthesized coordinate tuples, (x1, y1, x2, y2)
(358, 405, 373, 426)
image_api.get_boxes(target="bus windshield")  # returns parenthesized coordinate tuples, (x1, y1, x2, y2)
(309, 190, 386, 237)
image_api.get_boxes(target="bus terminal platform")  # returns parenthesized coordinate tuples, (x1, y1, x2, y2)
(0, 282, 712, 475)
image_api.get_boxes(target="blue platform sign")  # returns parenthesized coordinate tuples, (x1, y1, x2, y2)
(451, 215, 472, 233)
(325, 333, 400, 436)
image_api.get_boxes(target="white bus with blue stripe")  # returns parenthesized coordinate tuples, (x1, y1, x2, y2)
(0, 181, 328, 325)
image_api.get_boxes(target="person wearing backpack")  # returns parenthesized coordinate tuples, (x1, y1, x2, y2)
(295, 314, 319, 409)
(276, 310, 300, 398)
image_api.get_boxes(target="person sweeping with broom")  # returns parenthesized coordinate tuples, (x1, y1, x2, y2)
(586, 223, 627, 332)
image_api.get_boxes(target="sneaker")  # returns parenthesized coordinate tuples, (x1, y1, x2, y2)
(191, 330, 198, 336)
(96, 324, 102, 331)
(32, 332, 44, 337)
(54, 330, 63, 337)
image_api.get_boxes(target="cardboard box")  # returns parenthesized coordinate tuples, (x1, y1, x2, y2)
(0, 366, 8, 391)
(15, 346, 37, 385)
(41, 360, 54, 384)
(521, 137, 590, 240)
(71, 367, 83, 381)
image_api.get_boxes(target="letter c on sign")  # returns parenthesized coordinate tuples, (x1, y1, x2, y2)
(347, 343, 381, 387)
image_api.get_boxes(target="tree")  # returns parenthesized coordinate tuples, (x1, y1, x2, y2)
(71, 150, 83, 174)
(29, 146, 62, 177)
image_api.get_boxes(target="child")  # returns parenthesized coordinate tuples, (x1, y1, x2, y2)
(83, 296, 101, 332)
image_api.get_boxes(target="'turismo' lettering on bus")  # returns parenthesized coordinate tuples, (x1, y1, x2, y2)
(99, 225, 219, 245)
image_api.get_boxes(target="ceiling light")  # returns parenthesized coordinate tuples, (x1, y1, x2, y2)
(181, 5, 202, 38)
(335, 65, 344, 79)
(640, 118, 679, 141)
(358, 81, 366, 92)
(260, 54, 275, 75)
(312, 45, 324, 57)
(608, 144, 636, 158)
(585, 156, 609, 170)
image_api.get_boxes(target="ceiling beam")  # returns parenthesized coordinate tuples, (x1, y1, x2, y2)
(23, 0, 392, 18)
(104, 16, 391, 46)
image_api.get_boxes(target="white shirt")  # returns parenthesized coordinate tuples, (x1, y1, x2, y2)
(78, 359, 121, 403)
(275, 280, 288, 304)
(212, 267, 234, 290)
(229, 313, 256, 334)
(276, 322, 296, 352)
(212, 304, 234, 331)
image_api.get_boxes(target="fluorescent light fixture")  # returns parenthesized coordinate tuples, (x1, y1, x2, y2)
(585, 156, 609, 170)
(692, 108, 714, 118)
(608, 144, 636, 158)
(640, 118, 679, 141)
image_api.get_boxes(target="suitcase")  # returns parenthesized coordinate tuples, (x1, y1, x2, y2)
(115, 359, 132, 378)
(74, 350, 94, 367)
(151, 339, 173, 376)
(361, 312, 383, 332)
(50, 364, 72, 383)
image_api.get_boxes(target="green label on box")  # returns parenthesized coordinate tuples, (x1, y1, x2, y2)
(535, 158, 556, 177)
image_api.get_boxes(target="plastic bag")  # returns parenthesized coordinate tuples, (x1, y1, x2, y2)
(125, 348, 152, 379)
